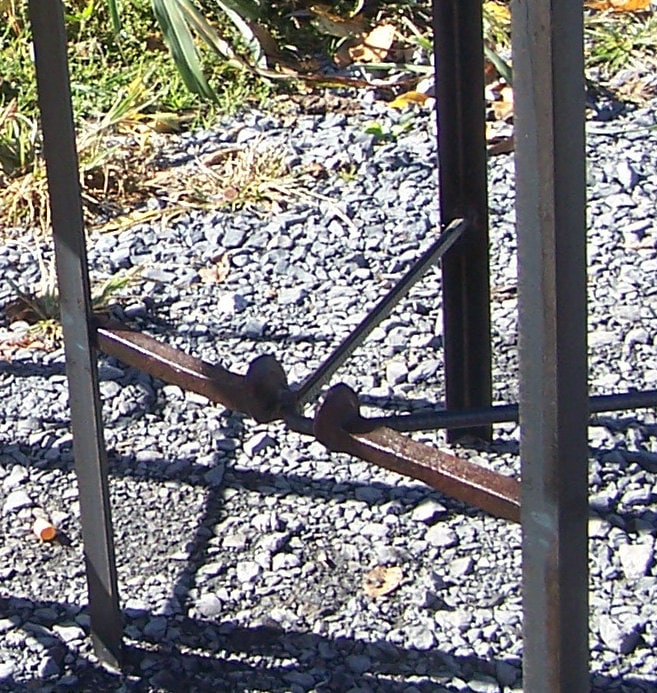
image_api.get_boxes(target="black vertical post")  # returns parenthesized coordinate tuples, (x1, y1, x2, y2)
(513, 0, 589, 689)
(433, 0, 493, 441)
(29, 0, 122, 667)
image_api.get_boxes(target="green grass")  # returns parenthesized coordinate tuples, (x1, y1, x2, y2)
(1, 0, 656, 230)
(586, 10, 657, 77)
(0, 0, 270, 180)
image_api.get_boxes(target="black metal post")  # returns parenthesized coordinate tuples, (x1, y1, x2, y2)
(29, 0, 122, 667)
(433, 0, 493, 441)
(513, 0, 589, 689)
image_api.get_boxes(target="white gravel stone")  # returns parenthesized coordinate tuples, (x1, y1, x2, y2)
(410, 498, 448, 524)
(222, 532, 249, 550)
(598, 615, 641, 655)
(448, 556, 474, 577)
(2, 466, 28, 491)
(243, 432, 276, 456)
(2, 489, 32, 514)
(618, 540, 655, 579)
(385, 359, 408, 385)
(52, 624, 85, 643)
(196, 594, 222, 618)
(0, 661, 16, 680)
(216, 291, 247, 314)
(425, 524, 459, 548)
(236, 560, 262, 583)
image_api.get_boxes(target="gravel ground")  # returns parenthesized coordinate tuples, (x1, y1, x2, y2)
(1, 90, 657, 692)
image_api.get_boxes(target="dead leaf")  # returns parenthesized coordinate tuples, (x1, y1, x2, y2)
(491, 85, 514, 121)
(349, 24, 396, 63)
(304, 161, 329, 179)
(389, 90, 429, 109)
(615, 75, 657, 104)
(484, 59, 499, 86)
(221, 186, 240, 203)
(144, 112, 195, 134)
(309, 4, 367, 37)
(586, 0, 651, 10)
(363, 565, 403, 598)
(0, 330, 49, 360)
(4, 297, 39, 324)
(199, 255, 230, 284)
(487, 136, 514, 156)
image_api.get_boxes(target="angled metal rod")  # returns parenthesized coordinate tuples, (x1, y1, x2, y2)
(294, 218, 467, 407)
(433, 0, 493, 441)
(513, 0, 589, 689)
(92, 320, 519, 520)
(29, 0, 122, 668)
(368, 389, 657, 432)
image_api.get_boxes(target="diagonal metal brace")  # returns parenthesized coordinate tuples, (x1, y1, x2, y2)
(313, 384, 521, 523)
(295, 218, 467, 406)
(92, 317, 520, 522)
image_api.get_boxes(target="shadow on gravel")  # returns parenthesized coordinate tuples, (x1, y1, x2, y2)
(0, 358, 66, 379)
(4, 350, 657, 691)
(1, 592, 655, 692)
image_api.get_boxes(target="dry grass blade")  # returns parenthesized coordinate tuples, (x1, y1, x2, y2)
(0, 72, 160, 237)
(147, 136, 292, 209)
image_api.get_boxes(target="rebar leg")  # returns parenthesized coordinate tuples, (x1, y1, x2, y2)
(433, 0, 493, 441)
(513, 0, 589, 689)
(29, 0, 122, 667)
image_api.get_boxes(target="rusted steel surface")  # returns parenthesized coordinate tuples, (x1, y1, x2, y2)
(94, 310, 657, 528)
(94, 316, 521, 522)
(94, 317, 289, 422)
(313, 385, 521, 523)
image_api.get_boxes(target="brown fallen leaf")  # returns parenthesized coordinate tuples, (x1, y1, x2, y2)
(363, 565, 403, 598)
(586, 0, 651, 11)
(199, 254, 230, 284)
(491, 85, 514, 121)
(389, 91, 429, 110)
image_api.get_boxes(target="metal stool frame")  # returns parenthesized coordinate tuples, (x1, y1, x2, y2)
(27, 0, 599, 688)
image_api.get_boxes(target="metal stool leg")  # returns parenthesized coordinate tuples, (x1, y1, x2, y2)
(433, 0, 493, 441)
(29, 0, 122, 667)
(514, 0, 589, 688)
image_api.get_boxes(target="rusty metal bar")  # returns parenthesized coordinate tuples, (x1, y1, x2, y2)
(513, 0, 589, 688)
(313, 385, 520, 522)
(294, 218, 467, 407)
(433, 0, 493, 441)
(94, 317, 291, 423)
(29, 0, 122, 668)
(93, 319, 519, 521)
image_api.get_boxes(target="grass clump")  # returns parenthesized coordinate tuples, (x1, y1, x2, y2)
(586, 9, 657, 77)
(1, 0, 657, 237)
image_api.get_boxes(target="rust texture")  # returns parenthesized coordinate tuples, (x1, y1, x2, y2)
(93, 316, 521, 523)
